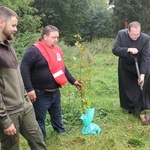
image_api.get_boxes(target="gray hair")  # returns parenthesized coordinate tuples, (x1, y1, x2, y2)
(128, 21, 141, 31)
(41, 25, 59, 39)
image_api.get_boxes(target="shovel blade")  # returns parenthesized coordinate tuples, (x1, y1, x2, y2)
(140, 113, 150, 125)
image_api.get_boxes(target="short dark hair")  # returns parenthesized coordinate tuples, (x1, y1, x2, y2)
(41, 25, 59, 39)
(128, 21, 141, 31)
(0, 6, 18, 22)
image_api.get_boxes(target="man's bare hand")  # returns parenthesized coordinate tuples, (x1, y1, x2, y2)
(138, 74, 145, 87)
(74, 80, 82, 90)
(4, 124, 16, 136)
(127, 48, 138, 54)
(28, 90, 37, 103)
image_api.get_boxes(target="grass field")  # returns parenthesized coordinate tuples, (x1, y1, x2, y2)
(19, 39, 150, 150)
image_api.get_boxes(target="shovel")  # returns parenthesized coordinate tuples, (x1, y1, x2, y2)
(134, 57, 150, 125)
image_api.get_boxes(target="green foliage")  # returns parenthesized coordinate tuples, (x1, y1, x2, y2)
(19, 38, 150, 150)
(0, 0, 42, 33)
(109, 0, 150, 34)
(14, 31, 41, 61)
(74, 35, 93, 113)
(62, 34, 80, 46)
(81, 1, 113, 41)
(128, 138, 144, 147)
(32, 0, 89, 44)
(1, 0, 115, 43)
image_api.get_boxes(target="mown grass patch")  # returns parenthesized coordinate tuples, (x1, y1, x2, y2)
(20, 38, 150, 150)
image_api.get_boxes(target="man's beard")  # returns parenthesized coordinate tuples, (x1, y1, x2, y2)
(2, 26, 14, 40)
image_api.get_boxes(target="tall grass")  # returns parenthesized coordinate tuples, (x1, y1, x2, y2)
(20, 38, 150, 150)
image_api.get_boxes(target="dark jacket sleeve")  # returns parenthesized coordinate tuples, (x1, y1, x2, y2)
(65, 66, 76, 85)
(139, 34, 150, 74)
(112, 29, 131, 58)
(20, 46, 38, 92)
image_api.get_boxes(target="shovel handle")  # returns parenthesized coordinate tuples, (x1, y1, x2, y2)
(134, 57, 143, 90)
(134, 55, 146, 110)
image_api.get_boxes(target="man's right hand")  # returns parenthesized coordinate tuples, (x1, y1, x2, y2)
(4, 124, 16, 136)
(127, 48, 138, 54)
(27, 90, 37, 103)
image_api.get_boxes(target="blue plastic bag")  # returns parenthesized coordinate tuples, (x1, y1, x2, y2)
(81, 123, 101, 134)
(80, 108, 101, 135)
(80, 108, 95, 126)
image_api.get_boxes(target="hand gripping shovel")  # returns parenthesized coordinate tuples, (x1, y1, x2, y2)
(134, 57, 150, 125)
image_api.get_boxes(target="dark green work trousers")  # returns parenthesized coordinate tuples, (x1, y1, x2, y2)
(0, 104, 47, 150)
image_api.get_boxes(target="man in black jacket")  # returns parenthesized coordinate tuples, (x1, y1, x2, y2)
(112, 21, 150, 115)
(20, 25, 82, 140)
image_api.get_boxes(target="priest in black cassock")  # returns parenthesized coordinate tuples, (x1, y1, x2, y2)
(112, 21, 150, 115)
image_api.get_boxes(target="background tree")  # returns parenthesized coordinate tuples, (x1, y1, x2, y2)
(81, 1, 113, 41)
(0, 0, 43, 58)
(1, 0, 42, 33)
(32, 0, 89, 45)
(1, 0, 114, 45)
(109, 0, 150, 35)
